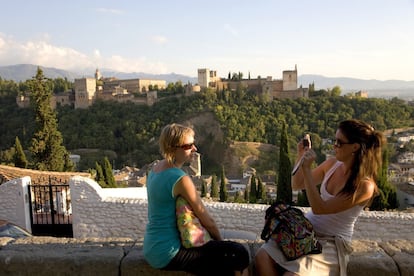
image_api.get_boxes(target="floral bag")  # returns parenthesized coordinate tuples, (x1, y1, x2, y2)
(176, 196, 212, 248)
(261, 201, 322, 261)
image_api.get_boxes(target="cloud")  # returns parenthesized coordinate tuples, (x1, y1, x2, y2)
(0, 34, 169, 74)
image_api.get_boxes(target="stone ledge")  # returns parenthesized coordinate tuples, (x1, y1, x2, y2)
(0, 237, 413, 276)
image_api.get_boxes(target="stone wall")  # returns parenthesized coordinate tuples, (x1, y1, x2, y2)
(1, 175, 414, 242)
(1, 176, 414, 275)
(1, 237, 413, 276)
(69, 176, 414, 241)
(0, 176, 32, 232)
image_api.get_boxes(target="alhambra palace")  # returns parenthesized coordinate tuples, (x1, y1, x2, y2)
(16, 66, 310, 109)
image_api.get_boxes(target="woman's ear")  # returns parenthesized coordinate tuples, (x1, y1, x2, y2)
(352, 143, 361, 153)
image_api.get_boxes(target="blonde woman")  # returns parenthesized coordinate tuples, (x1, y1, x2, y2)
(144, 123, 249, 276)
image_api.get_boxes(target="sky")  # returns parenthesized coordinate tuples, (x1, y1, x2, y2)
(0, 0, 413, 81)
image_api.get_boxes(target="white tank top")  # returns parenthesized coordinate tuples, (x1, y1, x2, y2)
(305, 161, 364, 241)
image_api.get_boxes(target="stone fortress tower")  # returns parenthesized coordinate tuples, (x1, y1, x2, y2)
(197, 65, 308, 100)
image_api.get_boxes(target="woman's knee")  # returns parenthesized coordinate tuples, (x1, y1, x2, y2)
(255, 248, 271, 267)
(255, 248, 280, 275)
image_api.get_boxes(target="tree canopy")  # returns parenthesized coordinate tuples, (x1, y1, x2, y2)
(1, 75, 413, 183)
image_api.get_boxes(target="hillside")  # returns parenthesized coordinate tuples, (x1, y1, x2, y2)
(180, 112, 277, 177)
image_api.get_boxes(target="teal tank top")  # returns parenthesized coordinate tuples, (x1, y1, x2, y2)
(143, 167, 186, 268)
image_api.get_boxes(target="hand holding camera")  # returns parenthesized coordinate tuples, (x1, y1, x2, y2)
(292, 134, 311, 175)
(302, 134, 311, 149)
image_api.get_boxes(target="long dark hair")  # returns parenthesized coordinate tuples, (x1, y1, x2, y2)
(338, 119, 385, 201)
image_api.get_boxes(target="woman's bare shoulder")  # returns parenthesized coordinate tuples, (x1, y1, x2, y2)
(318, 157, 338, 172)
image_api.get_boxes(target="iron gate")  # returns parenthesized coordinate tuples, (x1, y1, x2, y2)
(28, 177, 73, 237)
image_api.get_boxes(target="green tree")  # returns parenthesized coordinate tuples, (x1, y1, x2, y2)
(102, 157, 116, 187)
(201, 178, 207, 197)
(95, 162, 106, 187)
(249, 174, 257, 203)
(234, 191, 241, 203)
(330, 86, 342, 96)
(63, 152, 75, 172)
(210, 174, 219, 198)
(276, 122, 292, 203)
(257, 177, 267, 203)
(29, 67, 73, 171)
(296, 190, 310, 206)
(13, 136, 28, 168)
(371, 149, 399, 210)
(219, 165, 228, 202)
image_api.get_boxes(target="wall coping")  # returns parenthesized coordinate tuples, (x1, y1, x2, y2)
(0, 237, 413, 276)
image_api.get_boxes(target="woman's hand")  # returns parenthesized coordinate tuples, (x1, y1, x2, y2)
(302, 148, 316, 170)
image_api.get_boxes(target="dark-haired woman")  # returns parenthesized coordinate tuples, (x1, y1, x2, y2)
(255, 119, 385, 276)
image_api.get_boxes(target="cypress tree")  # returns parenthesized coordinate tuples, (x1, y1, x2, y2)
(371, 148, 398, 210)
(29, 67, 73, 171)
(297, 190, 310, 207)
(219, 165, 228, 202)
(103, 157, 116, 187)
(95, 162, 106, 187)
(276, 122, 292, 203)
(249, 174, 257, 203)
(257, 177, 267, 203)
(210, 174, 219, 198)
(201, 178, 207, 197)
(13, 136, 28, 168)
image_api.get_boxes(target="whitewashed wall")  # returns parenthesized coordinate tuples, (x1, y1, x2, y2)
(0, 177, 32, 232)
(1, 176, 414, 242)
(69, 176, 414, 241)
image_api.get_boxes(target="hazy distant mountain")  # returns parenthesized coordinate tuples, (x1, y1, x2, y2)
(298, 74, 414, 99)
(0, 64, 197, 84)
(0, 64, 83, 82)
(98, 69, 198, 84)
(298, 74, 414, 91)
(1, 64, 413, 98)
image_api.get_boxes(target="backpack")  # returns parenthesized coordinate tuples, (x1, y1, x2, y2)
(260, 201, 322, 261)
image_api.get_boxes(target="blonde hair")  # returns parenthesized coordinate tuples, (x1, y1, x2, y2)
(159, 123, 195, 164)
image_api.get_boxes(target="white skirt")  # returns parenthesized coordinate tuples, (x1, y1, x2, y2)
(260, 237, 350, 276)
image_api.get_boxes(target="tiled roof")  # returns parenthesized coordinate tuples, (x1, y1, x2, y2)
(0, 165, 91, 185)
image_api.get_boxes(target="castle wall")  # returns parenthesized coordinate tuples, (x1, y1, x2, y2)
(272, 88, 309, 99)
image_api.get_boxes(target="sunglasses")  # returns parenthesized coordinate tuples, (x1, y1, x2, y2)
(333, 139, 353, 148)
(177, 143, 195, 150)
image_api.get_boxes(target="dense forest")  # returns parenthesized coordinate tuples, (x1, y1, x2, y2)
(1, 76, 413, 175)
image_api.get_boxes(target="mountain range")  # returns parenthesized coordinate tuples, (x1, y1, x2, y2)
(1, 64, 413, 99)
